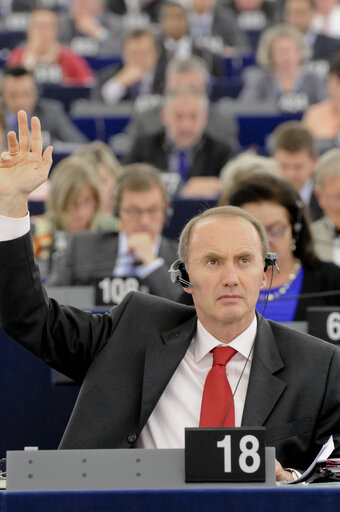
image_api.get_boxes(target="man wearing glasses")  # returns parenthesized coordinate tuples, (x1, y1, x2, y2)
(49, 163, 184, 303)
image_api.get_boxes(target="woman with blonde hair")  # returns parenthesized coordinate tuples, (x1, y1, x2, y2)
(32, 155, 118, 275)
(239, 24, 327, 109)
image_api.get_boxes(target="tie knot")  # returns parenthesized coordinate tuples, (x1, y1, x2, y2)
(212, 346, 237, 366)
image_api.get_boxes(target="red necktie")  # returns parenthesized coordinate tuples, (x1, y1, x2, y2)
(199, 346, 237, 428)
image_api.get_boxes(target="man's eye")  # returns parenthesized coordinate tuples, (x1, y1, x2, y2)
(240, 258, 249, 264)
(207, 259, 218, 265)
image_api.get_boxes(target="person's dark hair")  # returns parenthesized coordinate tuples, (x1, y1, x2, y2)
(124, 27, 158, 47)
(226, 174, 317, 268)
(116, 163, 169, 210)
(3, 66, 35, 79)
(272, 121, 316, 156)
(329, 54, 340, 78)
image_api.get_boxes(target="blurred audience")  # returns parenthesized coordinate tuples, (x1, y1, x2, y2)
(284, 0, 340, 62)
(303, 54, 340, 141)
(58, 0, 124, 56)
(239, 24, 327, 111)
(125, 88, 233, 197)
(311, 0, 340, 39)
(226, 0, 277, 50)
(219, 151, 280, 200)
(7, 8, 94, 86)
(224, 174, 340, 321)
(188, 0, 250, 56)
(271, 121, 323, 221)
(312, 148, 340, 265)
(1, 66, 87, 146)
(48, 164, 186, 303)
(95, 27, 166, 104)
(158, 1, 223, 77)
(0, 108, 7, 153)
(123, 57, 239, 157)
(75, 141, 122, 217)
(32, 155, 118, 277)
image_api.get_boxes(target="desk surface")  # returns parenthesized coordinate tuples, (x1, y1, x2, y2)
(1, 485, 340, 512)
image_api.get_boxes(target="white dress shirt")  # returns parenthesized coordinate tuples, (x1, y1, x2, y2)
(136, 317, 256, 449)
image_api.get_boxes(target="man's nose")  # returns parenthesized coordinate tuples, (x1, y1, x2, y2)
(221, 263, 239, 285)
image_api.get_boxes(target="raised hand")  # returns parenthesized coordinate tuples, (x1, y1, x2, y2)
(0, 110, 53, 217)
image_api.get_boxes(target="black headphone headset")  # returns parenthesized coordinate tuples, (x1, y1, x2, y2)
(169, 253, 279, 288)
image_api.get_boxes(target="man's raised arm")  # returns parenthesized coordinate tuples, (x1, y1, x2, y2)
(0, 110, 53, 218)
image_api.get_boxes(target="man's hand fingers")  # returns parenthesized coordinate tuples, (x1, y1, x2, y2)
(17, 110, 30, 153)
(31, 116, 43, 156)
(7, 131, 19, 155)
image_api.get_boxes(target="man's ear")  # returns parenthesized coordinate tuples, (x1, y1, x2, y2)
(260, 270, 267, 290)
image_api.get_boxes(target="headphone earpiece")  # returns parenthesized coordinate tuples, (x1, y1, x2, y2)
(264, 252, 280, 273)
(168, 259, 193, 288)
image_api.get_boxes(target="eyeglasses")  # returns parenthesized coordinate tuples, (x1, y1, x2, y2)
(265, 223, 290, 239)
(120, 205, 165, 219)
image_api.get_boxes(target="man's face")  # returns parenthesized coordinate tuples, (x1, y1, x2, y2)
(314, 0, 337, 16)
(316, 177, 340, 229)
(162, 95, 207, 149)
(161, 4, 189, 40)
(184, 215, 266, 337)
(274, 149, 316, 191)
(119, 186, 167, 240)
(235, 0, 264, 11)
(28, 10, 58, 49)
(2, 75, 38, 114)
(285, 0, 314, 34)
(123, 35, 159, 74)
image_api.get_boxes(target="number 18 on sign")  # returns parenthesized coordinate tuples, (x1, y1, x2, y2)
(185, 427, 266, 482)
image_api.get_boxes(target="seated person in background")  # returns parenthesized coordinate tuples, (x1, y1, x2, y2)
(96, 27, 166, 105)
(0, 115, 339, 480)
(225, 0, 277, 50)
(6, 8, 95, 86)
(32, 155, 118, 277)
(271, 121, 323, 221)
(221, 173, 340, 321)
(48, 164, 185, 304)
(239, 24, 327, 112)
(219, 152, 280, 200)
(58, 0, 124, 57)
(188, 0, 250, 56)
(125, 88, 233, 197)
(75, 141, 122, 217)
(159, 1, 224, 77)
(303, 54, 340, 141)
(311, 0, 340, 40)
(284, 0, 340, 63)
(124, 56, 239, 155)
(1, 66, 87, 146)
(311, 148, 340, 265)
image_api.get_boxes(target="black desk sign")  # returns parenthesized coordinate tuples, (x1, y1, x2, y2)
(95, 276, 149, 306)
(185, 427, 266, 483)
(307, 306, 340, 346)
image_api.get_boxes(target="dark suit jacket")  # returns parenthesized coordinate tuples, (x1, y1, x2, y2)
(294, 260, 340, 320)
(48, 230, 183, 302)
(125, 130, 233, 178)
(0, 232, 339, 471)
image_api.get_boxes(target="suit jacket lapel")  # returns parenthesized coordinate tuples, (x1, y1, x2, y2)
(242, 317, 287, 426)
(140, 314, 197, 428)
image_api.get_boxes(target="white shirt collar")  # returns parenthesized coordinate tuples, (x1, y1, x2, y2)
(194, 316, 257, 363)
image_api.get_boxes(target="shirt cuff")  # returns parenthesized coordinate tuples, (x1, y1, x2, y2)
(101, 79, 126, 104)
(0, 212, 30, 241)
(136, 257, 165, 279)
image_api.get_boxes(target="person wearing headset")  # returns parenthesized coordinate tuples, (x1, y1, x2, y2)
(48, 163, 185, 304)
(0, 111, 339, 482)
(220, 173, 340, 322)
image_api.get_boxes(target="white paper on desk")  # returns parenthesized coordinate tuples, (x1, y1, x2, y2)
(288, 435, 335, 484)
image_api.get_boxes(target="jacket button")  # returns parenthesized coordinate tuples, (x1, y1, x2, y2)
(128, 433, 137, 443)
